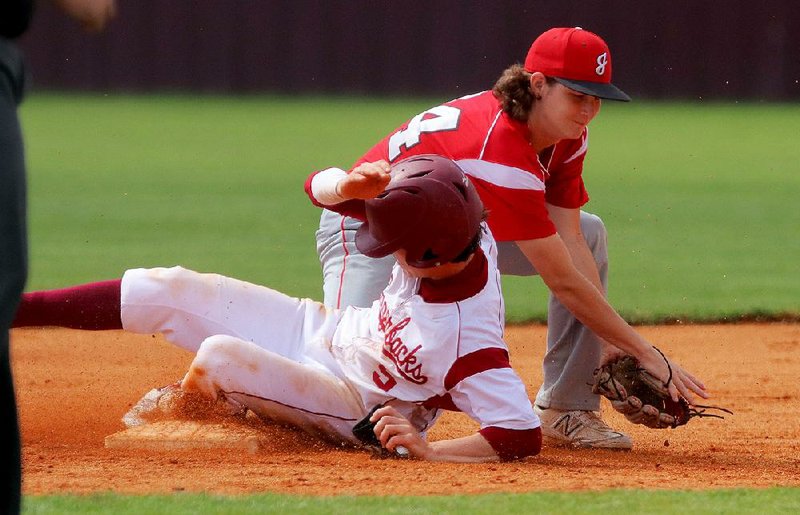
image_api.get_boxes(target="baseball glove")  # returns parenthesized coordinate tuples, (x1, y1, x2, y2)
(592, 353, 732, 429)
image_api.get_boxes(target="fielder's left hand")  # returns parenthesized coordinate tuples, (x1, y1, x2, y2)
(336, 160, 391, 200)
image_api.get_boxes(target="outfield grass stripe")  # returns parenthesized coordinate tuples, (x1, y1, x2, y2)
(20, 94, 799, 322)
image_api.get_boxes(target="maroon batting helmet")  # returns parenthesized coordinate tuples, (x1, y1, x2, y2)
(355, 154, 484, 268)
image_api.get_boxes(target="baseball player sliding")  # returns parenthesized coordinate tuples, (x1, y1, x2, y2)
(14, 156, 543, 462)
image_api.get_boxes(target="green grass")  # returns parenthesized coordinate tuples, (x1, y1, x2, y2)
(589, 102, 800, 321)
(22, 488, 800, 514)
(20, 93, 800, 322)
(504, 101, 800, 322)
(21, 93, 434, 298)
(16, 92, 799, 515)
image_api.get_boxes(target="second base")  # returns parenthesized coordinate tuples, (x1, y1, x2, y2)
(104, 420, 265, 454)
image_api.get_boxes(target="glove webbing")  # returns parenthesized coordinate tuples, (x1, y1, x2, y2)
(687, 404, 734, 420)
(651, 346, 733, 422)
(651, 345, 672, 390)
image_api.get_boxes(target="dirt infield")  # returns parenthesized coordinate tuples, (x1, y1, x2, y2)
(11, 324, 800, 496)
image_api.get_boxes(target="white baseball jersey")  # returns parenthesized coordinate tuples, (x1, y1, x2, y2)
(330, 228, 536, 435)
(307, 169, 540, 458)
(119, 170, 540, 460)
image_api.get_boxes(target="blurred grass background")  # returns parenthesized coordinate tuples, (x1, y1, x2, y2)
(20, 93, 799, 323)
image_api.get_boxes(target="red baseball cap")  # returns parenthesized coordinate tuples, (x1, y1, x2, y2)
(524, 27, 630, 102)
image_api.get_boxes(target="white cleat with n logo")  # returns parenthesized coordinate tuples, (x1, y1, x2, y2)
(534, 406, 633, 450)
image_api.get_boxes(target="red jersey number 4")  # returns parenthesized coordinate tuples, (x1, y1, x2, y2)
(387, 105, 461, 161)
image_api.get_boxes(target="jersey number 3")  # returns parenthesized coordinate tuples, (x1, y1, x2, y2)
(387, 105, 461, 161)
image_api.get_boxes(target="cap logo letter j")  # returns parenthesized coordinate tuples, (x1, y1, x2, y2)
(595, 52, 608, 76)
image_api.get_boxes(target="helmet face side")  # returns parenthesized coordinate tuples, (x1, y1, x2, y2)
(355, 155, 484, 268)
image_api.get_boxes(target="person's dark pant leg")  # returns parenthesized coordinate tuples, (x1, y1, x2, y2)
(0, 37, 28, 515)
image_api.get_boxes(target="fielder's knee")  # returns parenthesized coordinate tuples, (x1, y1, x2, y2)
(579, 212, 608, 261)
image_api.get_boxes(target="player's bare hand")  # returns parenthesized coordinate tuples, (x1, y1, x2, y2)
(337, 161, 391, 200)
(670, 361, 708, 404)
(51, 0, 117, 32)
(370, 405, 428, 459)
(638, 347, 708, 404)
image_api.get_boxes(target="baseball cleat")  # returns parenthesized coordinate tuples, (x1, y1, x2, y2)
(534, 405, 633, 450)
(122, 383, 182, 428)
(122, 382, 246, 428)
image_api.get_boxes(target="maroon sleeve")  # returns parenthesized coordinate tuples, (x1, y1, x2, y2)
(479, 426, 542, 461)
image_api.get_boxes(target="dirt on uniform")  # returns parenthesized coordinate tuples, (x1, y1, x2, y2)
(11, 324, 800, 495)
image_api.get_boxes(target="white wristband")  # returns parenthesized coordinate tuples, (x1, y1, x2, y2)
(311, 167, 349, 205)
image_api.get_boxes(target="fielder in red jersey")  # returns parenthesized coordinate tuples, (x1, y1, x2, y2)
(355, 89, 588, 242)
(315, 27, 709, 450)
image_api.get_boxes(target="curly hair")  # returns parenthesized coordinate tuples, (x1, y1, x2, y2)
(492, 64, 556, 122)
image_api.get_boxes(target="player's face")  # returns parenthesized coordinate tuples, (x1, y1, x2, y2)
(393, 249, 470, 279)
(539, 82, 602, 140)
